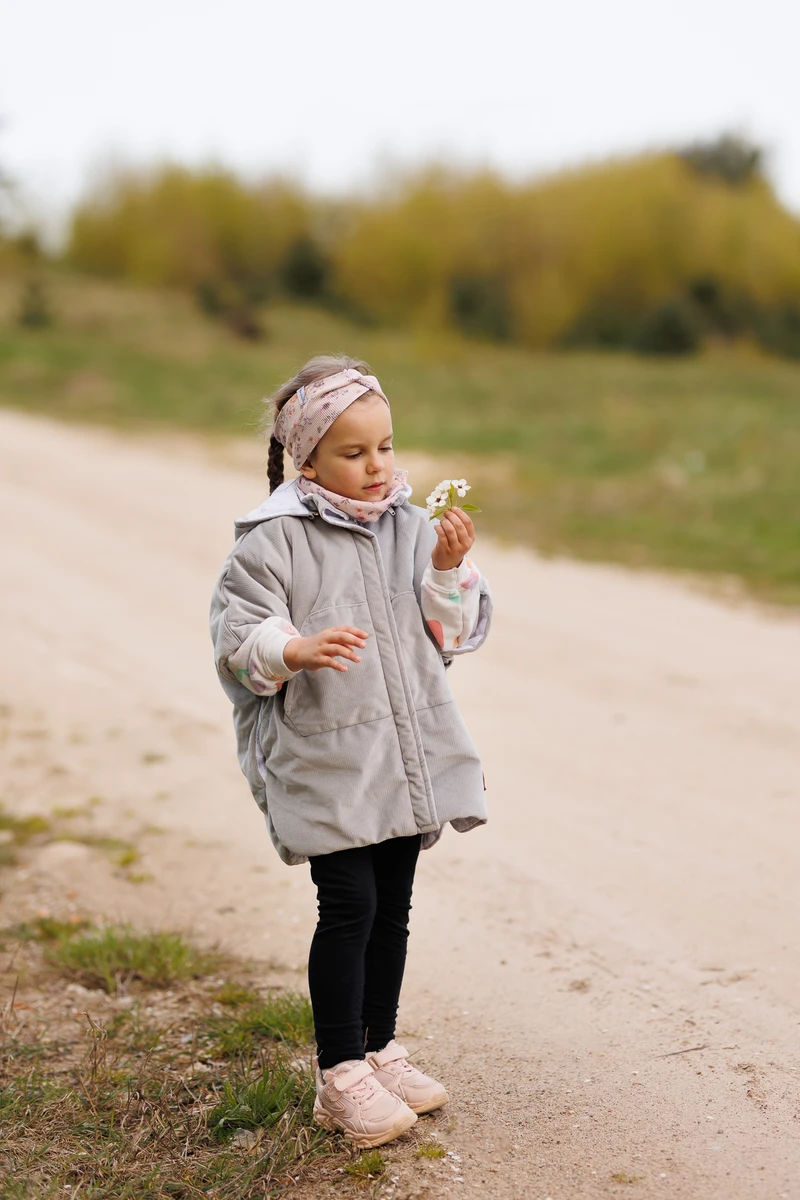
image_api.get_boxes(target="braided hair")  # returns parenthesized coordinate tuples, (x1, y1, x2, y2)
(264, 354, 371, 494)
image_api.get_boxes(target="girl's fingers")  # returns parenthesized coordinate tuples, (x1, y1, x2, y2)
(322, 643, 361, 662)
(333, 628, 367, 648)
(451, 508, 475, 538)
(444, 510, 474, 552)
(440, 516, 460, 548)
(447, 509, 474, 542)
(329, 627, 368, 645)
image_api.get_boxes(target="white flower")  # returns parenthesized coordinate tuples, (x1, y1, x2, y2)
(426, 476, 478, 520)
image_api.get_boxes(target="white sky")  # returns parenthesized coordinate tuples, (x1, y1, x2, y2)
(2, 0, 800, 234)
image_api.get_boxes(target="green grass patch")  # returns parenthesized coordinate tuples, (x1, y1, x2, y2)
(3, 915, 90, 943)
(207, 1065, 302, 1142)
(50, 804, 91, 819)
(0, 805, 52, 869)
(0, 807, 51, 844)
(346, 1150, 387, 1178)
(208, 991, 315, 1055)
(115, 846, 140, 868)
(0, 924, 339, 1197)
(2, 273, 799, 602)
(216, 981, 260, 1006)
(46, 924, 221, 992)
(417, 1140, 446, 1159)
(54, 833, 140, 869)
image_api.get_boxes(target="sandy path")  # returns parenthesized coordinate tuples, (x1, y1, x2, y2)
(1, 409, 799, 1199)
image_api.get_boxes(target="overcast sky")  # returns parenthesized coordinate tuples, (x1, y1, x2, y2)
(3, 0, 800, 233)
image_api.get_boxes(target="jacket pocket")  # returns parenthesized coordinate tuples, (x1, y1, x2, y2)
(390, 591, 454, 712)
(282, 601, 393, 736)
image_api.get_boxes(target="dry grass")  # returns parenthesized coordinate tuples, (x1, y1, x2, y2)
(0, 923, 341, 1198)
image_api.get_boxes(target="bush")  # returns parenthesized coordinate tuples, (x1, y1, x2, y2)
(449, 272, 511, 341)
(754, 303, 800, 359)
(64, 148, 800, 359)
(561, 297, 642, 349)
(687, 276, 751, 338)
(68, 166, 311, 295)
(635, 298, 701, 356)
(280, 235, 330, 300)
(679, 133, 763, 187)
(17, 277, 52, 329)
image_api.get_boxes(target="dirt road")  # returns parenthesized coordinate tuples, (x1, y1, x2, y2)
(1, 409, 798, 1199)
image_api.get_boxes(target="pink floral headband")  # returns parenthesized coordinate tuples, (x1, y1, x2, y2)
(273, 368, 390, 469)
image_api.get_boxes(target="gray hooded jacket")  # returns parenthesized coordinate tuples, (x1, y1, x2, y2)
(209, 479, 492, 865)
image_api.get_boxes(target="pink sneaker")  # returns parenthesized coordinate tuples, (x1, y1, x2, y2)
(313, 1058, 418, 1148)
(366, 1041, 449, 1114)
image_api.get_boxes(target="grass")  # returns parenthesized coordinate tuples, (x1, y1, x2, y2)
(345, 1150, 386, 1178)
(417, 1140, 446, 1159)
(216, 982, 260, 1006)
(46, 924, 222, 993)
(1, 270, 798, 603)
(2, 916, 90, 944)
(207, 1067, 304, 1142)
(207, 991, 315, 1055)
(0, 806, 51, 868)
(0, 808, 51, 843)
(0, 923, 341, 1198)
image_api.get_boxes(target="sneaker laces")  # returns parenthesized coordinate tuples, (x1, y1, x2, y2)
(345, 1072, 383, 1102)
(326, 1060, 383, 1102)
(372, 1043, 421, 1077)
(388, 1060, 419, 1080)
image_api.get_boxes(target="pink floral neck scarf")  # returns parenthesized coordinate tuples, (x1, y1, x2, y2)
(297, 469, 409, 522)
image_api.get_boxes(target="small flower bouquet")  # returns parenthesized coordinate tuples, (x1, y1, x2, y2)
(425, 478, 482, 521)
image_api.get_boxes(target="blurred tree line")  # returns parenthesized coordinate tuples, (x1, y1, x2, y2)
(0, 133, 54, 328)
(61, 136, 800, 357)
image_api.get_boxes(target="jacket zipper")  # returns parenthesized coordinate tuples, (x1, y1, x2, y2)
(319, 506, 438, 830)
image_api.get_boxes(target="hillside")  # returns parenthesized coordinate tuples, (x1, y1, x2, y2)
(1, 270, 798, 602)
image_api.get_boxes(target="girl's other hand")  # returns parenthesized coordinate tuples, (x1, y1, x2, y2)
(431, 508, 475, 572)
(283, 626, 368, 674)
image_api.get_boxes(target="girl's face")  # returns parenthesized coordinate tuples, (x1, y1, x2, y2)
(299, 393, 395, 500)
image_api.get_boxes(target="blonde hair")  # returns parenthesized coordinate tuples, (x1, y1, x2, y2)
(264, 354, 372, 493)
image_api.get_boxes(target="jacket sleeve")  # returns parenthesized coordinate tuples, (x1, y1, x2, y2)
(412, 508, 493, 659)
(420, 557, 484, 653)
(210, 526, 301, 697)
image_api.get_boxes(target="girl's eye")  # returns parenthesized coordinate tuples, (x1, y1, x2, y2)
(381, 445, 393, 452)
(345, 452, 361, 459)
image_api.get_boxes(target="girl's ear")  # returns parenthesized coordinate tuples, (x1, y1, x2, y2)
(298, 462, 317, 481)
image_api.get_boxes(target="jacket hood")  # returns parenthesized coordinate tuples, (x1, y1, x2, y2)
(234, 478, 414, 537)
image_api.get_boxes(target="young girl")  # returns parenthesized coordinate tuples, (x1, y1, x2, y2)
(210, 355, 492, 1148)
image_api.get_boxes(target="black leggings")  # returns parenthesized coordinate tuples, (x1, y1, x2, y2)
(308, 835, 421, 1070)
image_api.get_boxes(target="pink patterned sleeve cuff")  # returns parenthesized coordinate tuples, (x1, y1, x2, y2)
(421, 558, 482, 651)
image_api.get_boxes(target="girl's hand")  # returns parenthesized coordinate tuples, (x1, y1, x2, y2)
(431, 508, 475, 571)
(283, 626, 368, 674)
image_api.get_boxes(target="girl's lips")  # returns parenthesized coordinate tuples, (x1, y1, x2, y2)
(364, 483, 385, 491)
